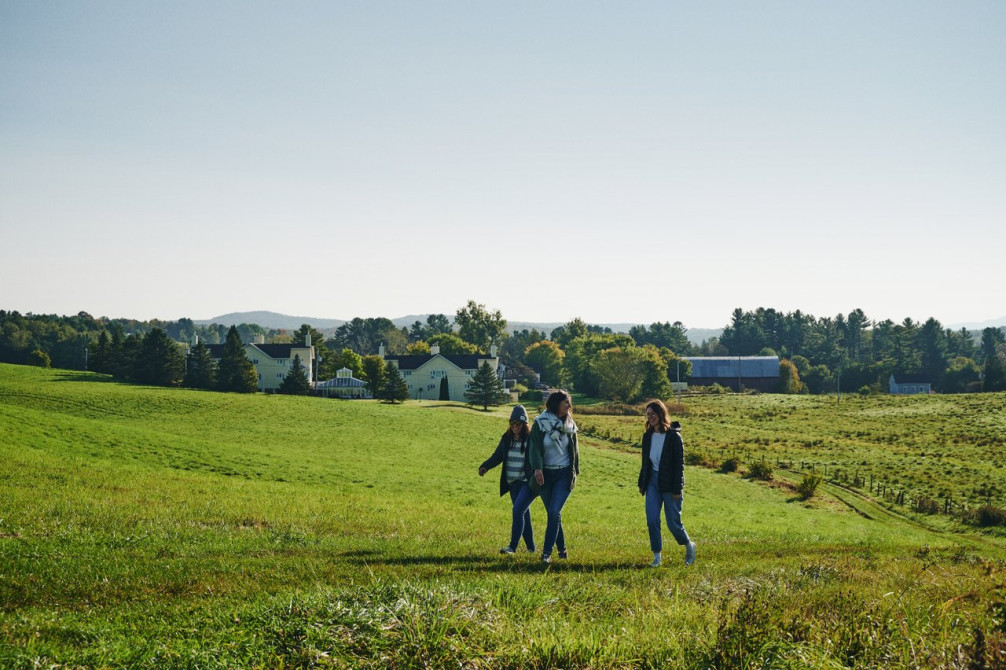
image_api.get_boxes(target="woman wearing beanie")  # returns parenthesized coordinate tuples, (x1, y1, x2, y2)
(638, 399, 695, 567)
(529, 390, 579, 564)
(479, 404, 539, 554)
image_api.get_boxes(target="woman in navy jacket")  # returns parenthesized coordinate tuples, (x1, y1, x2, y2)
(638, 399, 695, 567)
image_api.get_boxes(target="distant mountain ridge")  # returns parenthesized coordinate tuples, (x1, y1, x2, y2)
(196, 311, 724, 345)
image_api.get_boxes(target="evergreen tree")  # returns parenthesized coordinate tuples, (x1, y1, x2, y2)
(278, 354, 312, 395)
(439, 375, 450, 400)
(984, 353, 1006, 393)
(217, 326, 258, 393)
(464, 361, 508, 409)
(135, 328, 185, 386)
(380, 363, 409, 403)
(91, 330, 112, 374)
(183, 341, 217, 389)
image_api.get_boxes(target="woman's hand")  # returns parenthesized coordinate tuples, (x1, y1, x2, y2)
(478, 467, 486, 477)
(534, 469, 544, 486)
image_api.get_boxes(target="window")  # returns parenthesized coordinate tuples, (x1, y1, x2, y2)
(278, 373, 284, 378)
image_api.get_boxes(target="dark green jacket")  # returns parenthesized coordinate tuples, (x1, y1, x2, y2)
(528, 417, 580, 494)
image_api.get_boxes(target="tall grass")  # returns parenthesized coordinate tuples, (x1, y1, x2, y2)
(2, 364, 1005, 667)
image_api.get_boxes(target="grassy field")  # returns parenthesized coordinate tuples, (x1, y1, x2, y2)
(2, 363, 1005, 668)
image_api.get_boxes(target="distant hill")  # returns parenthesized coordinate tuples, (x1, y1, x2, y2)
(194, 311, 346, 330)
(948, 316, 1006, 330)
(198, 311, 723, 345)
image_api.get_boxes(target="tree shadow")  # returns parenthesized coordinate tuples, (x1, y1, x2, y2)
(341, 552, 658, 574)
(49, 372, 117, 383)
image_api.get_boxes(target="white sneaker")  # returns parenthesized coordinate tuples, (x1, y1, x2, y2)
(499, 546, 515, 555)
(685, 542, 696, 566)
(649, 557, 662, 568)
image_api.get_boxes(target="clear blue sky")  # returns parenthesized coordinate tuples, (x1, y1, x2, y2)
(2, 2, 1003, 329)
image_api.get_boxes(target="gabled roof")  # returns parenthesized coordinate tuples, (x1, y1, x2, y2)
(891, 373, 931, 384)
(249, 343, 311, 359)
(204, 343, 311, 360)
(384, 353, 488, 371)
(683, 356, 780, 378)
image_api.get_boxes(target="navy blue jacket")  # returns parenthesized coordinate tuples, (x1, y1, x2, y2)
(480, 432, 533, 496)
(638, 427, 684, 495)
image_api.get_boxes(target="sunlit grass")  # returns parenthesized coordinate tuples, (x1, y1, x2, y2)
(2, 363, 1005, 667)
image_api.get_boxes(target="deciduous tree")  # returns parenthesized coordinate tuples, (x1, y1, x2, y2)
(361, 354, 385, 398)
(455, 300, 507, 353)
(524, 340, 565, 387)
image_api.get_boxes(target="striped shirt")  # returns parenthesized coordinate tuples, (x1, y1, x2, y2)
(505, 439, 527, 484)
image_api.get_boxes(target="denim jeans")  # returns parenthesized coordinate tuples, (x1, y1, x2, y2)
(541, 466, 572, 556)
(508, 481, 535, 551)
(646, 475, 690, 552)
(509, 481, 565, 552)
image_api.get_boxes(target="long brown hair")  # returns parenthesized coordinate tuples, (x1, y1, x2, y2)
(644, 399, 671, 434)
(545, 390, 572, 416)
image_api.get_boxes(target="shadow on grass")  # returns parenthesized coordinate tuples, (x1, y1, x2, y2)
(342, 552, 655, 574)
(50, 371, 117, 383)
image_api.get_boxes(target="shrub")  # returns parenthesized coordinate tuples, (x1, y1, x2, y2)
(27, 348, 51, 368)
(797, 473, 823, 500)
(747, 462, 774, 481)
(965, 505, 1006, 527)
(685, 450, 715, 467)
(520, 389, 543, 402)
(720, 458, 740, 474)
(914, 496, 940, 515)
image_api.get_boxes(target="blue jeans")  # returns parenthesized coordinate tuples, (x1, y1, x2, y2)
(509, 481, 565, 552)
(541, 466, 572, 557)
(646, 475, 690, 552)
(508, 481, 535, 551)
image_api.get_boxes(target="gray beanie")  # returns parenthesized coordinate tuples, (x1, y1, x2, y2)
(509, 404, 528, 423)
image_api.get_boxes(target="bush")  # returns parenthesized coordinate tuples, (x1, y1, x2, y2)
(914, 496, 940, 515)
(797, 473, 823, 500)
(965, 505, 1006, 527)
(27, 348, 51, 368)
(520, 389, 543, 402)
(720, 458, 740, 474)
(747, 462, 774, 481)
(685, 450, 715, 467)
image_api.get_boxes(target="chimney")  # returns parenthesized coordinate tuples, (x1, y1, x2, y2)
(255, 334, 265, 344)
(430, 343, 440, 356)
(378, 343, 386, 358)
(490, 344, 498, 358)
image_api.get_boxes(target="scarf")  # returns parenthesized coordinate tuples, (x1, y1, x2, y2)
(535, 410, 577, 445)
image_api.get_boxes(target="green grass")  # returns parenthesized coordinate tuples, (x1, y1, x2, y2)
(2, 363, 1006, 668)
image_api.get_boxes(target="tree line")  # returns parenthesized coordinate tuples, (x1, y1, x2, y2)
(2, 302, 1005, 400)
